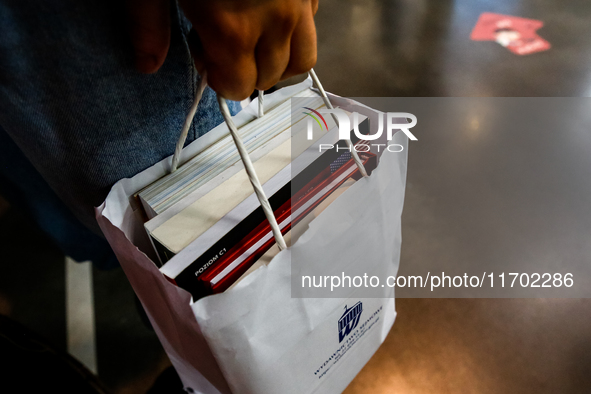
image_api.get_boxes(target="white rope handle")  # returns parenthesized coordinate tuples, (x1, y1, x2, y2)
(170, 72, 208, 172)
(170, 68, 365, 251)
(258, 90, 264, 117)
(308, 69, 368, 177)
(218, 96, 287, 250)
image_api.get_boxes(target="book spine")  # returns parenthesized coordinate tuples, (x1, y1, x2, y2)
(173, 183, 290, 296)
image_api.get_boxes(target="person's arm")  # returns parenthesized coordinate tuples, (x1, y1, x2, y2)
(126, 0, 318, 101)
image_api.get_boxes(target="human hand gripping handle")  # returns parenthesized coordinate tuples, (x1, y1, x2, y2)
(128, 0, 366, 250)
(127, 0, 319, 101)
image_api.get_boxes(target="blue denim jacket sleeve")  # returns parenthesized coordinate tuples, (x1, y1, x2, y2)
(0, 0, 241, 235)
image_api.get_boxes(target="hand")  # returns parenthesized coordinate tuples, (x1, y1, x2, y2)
(127, 0, 319, 101)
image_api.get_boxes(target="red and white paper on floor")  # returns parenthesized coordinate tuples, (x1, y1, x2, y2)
(471, 13, 551, 55)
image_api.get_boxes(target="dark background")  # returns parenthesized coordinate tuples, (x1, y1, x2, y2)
(2, 0, 590, 393)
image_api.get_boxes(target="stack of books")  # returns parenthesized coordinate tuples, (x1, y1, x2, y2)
(138, 84, 375, 300)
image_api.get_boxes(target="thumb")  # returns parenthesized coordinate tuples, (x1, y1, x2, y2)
(126, 0, 171, 74)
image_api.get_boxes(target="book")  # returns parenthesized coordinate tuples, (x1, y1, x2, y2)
(161, 136, 375, 299)
(138, 89, 322, 218)
(157, 129, 356, 280)
(193, 150, 377, 299)
(146, 82, 374, 296)
(145, 97, 345, 263)
(226, 177, 359, 292)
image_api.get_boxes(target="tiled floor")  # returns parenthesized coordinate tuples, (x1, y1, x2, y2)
(2, 0, 591, 393)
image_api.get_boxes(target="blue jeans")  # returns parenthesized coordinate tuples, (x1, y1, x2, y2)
(0, 0, 240, 267)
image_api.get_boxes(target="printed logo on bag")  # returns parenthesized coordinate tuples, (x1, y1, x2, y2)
(305, 109, 417, 153)
(338, 302, 363, 343)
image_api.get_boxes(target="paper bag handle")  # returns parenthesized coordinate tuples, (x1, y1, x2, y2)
(170, 75, 265, 173)
(170, 69, 367, 250)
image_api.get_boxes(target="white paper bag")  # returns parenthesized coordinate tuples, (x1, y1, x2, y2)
(95, 79, 408, 394)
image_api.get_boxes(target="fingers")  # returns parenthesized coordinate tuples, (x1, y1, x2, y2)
(187, 8, 258, 100)
(255, 24, 293, 91)
(255, 2, 316, 90)
(206, 51, 258, 101)
(126, 0, 171, 74)
(311, 0, 319, 15)
(282, 7, 317, 80)
(187, 29, 205, 75)
(181, 0, 318, 100)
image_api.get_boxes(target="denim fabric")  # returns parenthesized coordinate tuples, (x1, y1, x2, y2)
(0, 127, 119, 269)
(0, 0, 240, 242)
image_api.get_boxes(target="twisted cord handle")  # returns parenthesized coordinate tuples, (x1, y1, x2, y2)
(217, 96, 287, 250)
(308, 69, 368, 177)
(258, 90, 264, 117)
(170, 72, 208, 172)
(170, 68, 364, 251)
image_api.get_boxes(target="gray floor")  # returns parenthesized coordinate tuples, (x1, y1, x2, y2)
(312, 0, 591, 97)
(2, 0, 591, 393)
